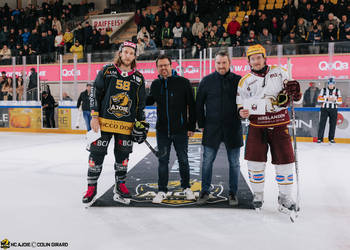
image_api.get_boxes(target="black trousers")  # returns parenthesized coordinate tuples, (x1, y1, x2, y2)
(44, 109, 55, 128)
(156, 131, 190, 192)
(87, 132, 133, 185)
(317, 108, 338, 141)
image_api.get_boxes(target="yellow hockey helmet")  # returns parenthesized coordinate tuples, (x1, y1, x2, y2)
(246, 44, 266, 58)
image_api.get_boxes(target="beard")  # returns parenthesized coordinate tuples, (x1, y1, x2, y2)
(120, 57, 132, 67)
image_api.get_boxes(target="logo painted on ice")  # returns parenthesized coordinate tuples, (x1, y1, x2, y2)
(319, 61, 348, 71)
(133, 180, 227, 206)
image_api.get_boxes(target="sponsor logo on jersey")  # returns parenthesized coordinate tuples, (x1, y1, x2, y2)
(132, 180, 226, 206)
(247, 80, 256, 91)
(107, 92, 132, 118)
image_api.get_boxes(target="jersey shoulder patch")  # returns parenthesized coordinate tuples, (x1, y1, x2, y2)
(103, 64, 116, 76)
(238, 73, 252, 88)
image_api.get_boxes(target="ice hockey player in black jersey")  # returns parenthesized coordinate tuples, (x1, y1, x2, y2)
(82, 41, 149, 205)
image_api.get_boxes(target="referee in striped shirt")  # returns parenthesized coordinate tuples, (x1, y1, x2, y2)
(317, 78, 343, 143)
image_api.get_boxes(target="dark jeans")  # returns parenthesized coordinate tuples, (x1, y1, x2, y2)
(44, 109, 55, 128)
(201, 144, 240, 195)
(156, 131, 190, 192)
(318, 108, 337, 141)
(83, 110, 92, 131)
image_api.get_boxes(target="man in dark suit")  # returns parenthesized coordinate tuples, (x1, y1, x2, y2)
(196, 51, 243, 206)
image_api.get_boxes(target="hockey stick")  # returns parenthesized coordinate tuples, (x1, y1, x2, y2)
(144, 139, 166, 158)
(287, 58, 301, 216)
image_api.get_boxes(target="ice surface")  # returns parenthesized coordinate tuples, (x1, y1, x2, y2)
(0, 132, 349, 250)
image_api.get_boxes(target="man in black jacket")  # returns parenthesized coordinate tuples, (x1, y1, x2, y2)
(303, 82, 320, 107)
(196, 51, 243, 206)
(77, 83, 92, 131)
(28, 68, 38, 100)
(41, 91, 56, 128)
(146, 54, 196, 204)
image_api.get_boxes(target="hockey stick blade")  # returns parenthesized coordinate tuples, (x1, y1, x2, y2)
(144, 139, 167, 158)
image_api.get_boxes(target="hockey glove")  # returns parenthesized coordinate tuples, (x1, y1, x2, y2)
(276, 91, 290, 107)
(131, 121, 149, 144)
(283, 80, 302, 101)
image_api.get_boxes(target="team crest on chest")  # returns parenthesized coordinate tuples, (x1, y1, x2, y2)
(108, 92, 132, 118)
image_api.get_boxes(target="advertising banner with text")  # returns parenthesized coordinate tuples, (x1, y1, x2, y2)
(0, 55, 348, 82)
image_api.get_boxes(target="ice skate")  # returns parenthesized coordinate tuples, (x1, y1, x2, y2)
(113, 181, 131, 205)
(277, 193, 296, 214)
(82, 185, 97, 207)
(252, 192, 264, 211)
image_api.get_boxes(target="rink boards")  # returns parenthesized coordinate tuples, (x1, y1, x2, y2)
(0, 102, 350, 143)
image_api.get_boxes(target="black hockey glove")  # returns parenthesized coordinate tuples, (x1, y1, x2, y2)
(131, 121, 149, 144)
(276, 91, 290, 107)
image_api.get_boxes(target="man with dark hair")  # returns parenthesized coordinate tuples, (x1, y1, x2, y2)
(28, 68, 38, 100)
(146, 54, 196, 204)
(237, 44, 301, 212)
(196, 51, 243, 206)
(82, 41, 148, 205)
(77, 83, 92, 131)
(41, 91, 56, 128)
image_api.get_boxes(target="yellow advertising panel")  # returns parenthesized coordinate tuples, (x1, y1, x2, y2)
(58, 108, 71, 129)
(9, 108, 41, 129)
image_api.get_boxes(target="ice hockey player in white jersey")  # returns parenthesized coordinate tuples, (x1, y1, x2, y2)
(236, 44, 302, 212)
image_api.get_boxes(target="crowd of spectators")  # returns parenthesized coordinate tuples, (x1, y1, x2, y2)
(1, 0, 350, 64)
(0, 1, 93, 65)
(134, 0, 350, 58)
(0, 68, 38, 101)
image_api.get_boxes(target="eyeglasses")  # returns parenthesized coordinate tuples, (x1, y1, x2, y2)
(157, 64, 170, 68)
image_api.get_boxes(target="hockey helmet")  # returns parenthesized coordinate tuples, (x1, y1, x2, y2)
(119, 40, 137, 53)
(247, 44, 266, 58)
(327, 77, 336, 85)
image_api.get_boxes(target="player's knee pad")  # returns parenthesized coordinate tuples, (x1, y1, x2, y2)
(275, 163, 294, 195)
(114, 158, 129, 181)
(247, 161, 266, 193)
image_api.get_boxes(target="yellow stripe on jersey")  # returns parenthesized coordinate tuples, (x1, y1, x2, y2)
(238, 73, 252, 88)
(103, 66, 115, 76)
(250, 120, 290, 127)
(99, 118, 134, 135)
(271, 65, 287, 72)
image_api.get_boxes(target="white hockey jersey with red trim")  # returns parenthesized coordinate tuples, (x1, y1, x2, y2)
(236, 65, 291, 127)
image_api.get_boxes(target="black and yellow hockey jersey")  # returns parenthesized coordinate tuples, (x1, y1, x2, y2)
(90, 64, 146, 135)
